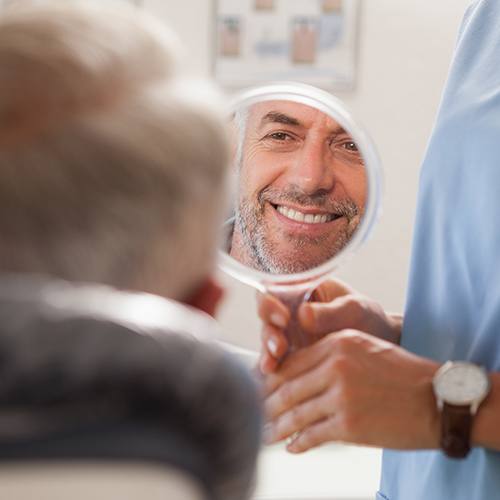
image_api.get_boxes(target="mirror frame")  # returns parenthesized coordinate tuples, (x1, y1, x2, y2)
(219, 81, 383, 290)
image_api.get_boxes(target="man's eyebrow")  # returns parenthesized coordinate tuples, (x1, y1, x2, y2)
(258, 111, 346, 135)
(259, 111, 302, 128)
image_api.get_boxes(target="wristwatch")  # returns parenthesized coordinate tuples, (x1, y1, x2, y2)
(433, 361, 490, 459)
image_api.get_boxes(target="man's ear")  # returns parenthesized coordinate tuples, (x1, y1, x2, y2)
(184, 277, 224, 318)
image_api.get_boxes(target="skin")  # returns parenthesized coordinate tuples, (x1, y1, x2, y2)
(230, 101, 367, 274)
(257, 279, 500, 454)
(184, 276, 224, 318)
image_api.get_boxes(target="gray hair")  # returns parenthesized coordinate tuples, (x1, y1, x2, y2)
(233, 106, 249, 170)
(0, 1, 229, 300)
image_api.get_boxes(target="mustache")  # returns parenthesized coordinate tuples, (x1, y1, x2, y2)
(257, 186, 359, 220)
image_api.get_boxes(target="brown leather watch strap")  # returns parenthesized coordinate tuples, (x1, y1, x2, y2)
(441, 402, 472, 459)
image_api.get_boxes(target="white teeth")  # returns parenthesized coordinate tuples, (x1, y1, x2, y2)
(276, 205, 331, 224)
(289, 209, 304, 222)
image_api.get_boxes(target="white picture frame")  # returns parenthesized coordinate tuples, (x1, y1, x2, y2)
(0, 0, 143, 9)
(213, 0, 361, 90)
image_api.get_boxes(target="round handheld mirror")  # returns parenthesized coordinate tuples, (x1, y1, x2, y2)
(220, 82, 382, 351)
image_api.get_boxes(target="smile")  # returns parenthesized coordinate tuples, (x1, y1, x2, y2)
(274, 204, 339, 224)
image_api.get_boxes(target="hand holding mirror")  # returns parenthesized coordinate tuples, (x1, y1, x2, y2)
(220, 82, 382, 352)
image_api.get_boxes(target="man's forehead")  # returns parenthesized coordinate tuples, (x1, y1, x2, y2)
(248, 100, 343, 132)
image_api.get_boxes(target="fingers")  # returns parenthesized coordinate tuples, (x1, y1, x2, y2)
(257, 282, 356, 376)
(259, 322, 288, 374)
(257, 293, 291, 374)
(264, 388, 335, 444)
(262, 335, 332, 396)
(261, 323, 288, 359)
(311, 279, 354, 303)
(286, 416, 337, 453)
(257, 293, 290, 328)
(257, 280, 352, 335)
(298, 294, 361, 337)
(298, 279, 356, 336)
(264, 359, 332, 421)
(259, 353, 280, 375)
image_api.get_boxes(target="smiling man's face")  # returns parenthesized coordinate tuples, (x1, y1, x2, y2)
(230, 100, 367, 274)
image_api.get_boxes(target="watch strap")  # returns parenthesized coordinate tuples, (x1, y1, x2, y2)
(441, 402, 472, 459)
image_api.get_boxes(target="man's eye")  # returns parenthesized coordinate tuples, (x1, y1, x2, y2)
(342, 141, 358, 152)
(267, 132, 293, 141)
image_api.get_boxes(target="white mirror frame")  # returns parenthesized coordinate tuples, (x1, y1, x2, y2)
(219, 81, 383, 290)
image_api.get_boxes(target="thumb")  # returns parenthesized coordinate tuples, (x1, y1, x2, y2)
(311, 279, 354, 303)
(298, 296, 352, 337)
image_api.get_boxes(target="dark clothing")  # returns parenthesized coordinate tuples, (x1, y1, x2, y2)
(0, 275, 261, 500)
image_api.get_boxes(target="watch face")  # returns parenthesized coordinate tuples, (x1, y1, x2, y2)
(434, 363, 490, 405)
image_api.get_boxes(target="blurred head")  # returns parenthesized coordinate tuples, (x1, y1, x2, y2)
(0, 1, 229, 309)
(230, 100, 366, 274)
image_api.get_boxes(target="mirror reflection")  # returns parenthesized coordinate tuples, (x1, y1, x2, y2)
(225, 99, 367, 274)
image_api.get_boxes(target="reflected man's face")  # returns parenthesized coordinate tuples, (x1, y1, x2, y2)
(231, 101, 367, 274)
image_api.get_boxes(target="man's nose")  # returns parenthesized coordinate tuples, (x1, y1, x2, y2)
(285, 140, 335, 195)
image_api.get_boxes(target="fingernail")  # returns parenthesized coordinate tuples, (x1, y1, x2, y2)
(270, 312, 287, 329)
(286, 434, 301, 453)
(267, 338, 279, 356)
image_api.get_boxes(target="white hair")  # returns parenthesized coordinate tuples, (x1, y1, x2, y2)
(0, 1, 229, 300)
(233, 107, 249, 170)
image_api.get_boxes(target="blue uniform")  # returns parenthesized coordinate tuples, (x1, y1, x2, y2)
(378, 1, 500, 498)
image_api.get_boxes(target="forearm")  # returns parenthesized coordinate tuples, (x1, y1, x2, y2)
(368, 353, 500, 452)
(376, 317, 500, 452)
(472, 372, 500, 451)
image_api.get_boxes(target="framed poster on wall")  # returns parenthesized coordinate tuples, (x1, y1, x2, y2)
(213, 0, 361, 90)
(0, 0, 142, 9)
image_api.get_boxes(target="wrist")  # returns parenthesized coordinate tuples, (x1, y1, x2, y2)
(471, 371, 499, 447)
(400, 353, 440, 448)
(416, 358, 441, 448)
(433, 361, 491, 457)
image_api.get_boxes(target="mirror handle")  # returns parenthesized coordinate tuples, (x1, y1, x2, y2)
(268, 285, 314, 353)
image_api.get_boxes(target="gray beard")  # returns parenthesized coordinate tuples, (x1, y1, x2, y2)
(235, 186, 359, 274)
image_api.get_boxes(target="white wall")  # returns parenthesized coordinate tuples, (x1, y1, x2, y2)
(144, 0, 472, 351)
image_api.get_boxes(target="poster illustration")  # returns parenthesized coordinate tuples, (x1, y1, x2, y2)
(214, 0, 360, 90)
